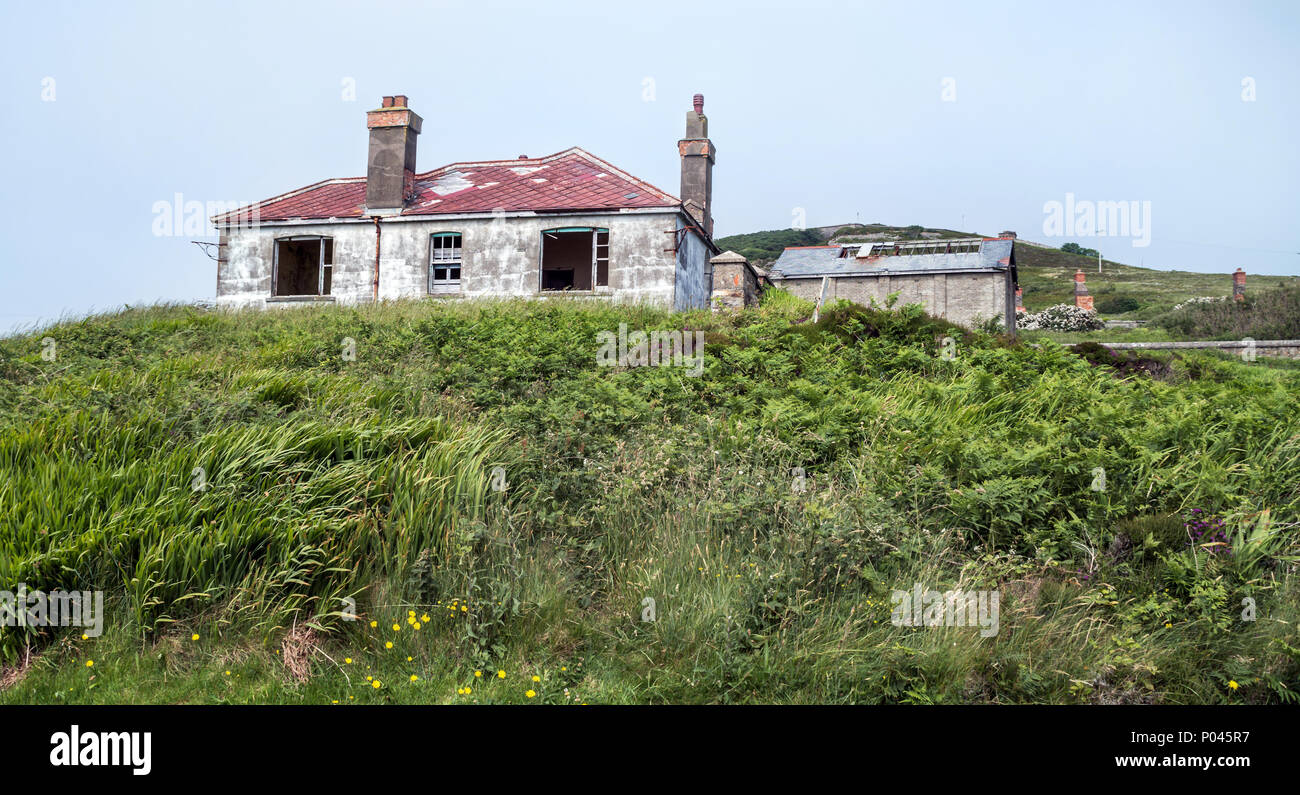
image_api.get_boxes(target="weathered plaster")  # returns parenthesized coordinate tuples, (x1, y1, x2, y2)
(217, 210, 704, 310)
(776, 270, 1012, 329)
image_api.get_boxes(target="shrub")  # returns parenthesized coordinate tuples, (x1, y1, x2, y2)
(1097, 296, 1140, 314)
(1018, 303, 1105, 332)
(1061, 242, 1101, 259)
(1155, 285, 1300, 339)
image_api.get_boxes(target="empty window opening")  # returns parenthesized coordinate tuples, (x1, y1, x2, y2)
(540, 227, 609, 291)
(273, 236, 333, 296)
(429, 232, 462, 293)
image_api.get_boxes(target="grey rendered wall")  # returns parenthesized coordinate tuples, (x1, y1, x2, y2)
(218, 221, 377, 308)
(217, 211, 685, 309)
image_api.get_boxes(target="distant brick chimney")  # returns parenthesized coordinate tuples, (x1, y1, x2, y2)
(999, 230, 1017, 239)
(1074, 269, 1094, 311)
(679, 93, 716, 238)
(1233, 268, 1246, 302)
(365, 95, 423, 213)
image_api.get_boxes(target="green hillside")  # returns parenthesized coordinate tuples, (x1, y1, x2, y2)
(2, 296, 1297, 704)
(1013, 241, 1298, 316)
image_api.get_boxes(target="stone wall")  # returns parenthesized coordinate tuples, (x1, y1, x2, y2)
(709, 251, 759, 311)
(1102, 340, 1300, 359)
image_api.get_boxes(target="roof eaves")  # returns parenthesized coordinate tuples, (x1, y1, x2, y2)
(210, 176, 365, 224)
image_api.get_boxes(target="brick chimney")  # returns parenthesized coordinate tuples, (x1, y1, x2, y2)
(365, 95, 423, 214)
(1233, 268, 1246, 302)
(679, 93, 716, 238)
(1074, 269, 1094, 311)
(999, 230, 1018, 239)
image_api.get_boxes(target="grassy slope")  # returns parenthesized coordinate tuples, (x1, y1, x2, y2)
(1013, 242, 1299, 316)
(1, 296, 1298, 704)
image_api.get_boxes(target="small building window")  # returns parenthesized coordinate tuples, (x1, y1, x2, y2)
(540, 227, 609, 292)
(429, 232, 462, 293)
(273, 236, 333, 296)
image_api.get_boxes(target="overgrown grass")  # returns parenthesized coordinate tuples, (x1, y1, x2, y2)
(1150, 285, 1300, 340)
(1, 293, 1297, 704)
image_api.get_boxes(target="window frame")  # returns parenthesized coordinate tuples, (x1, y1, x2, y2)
(428, 232, 463, 294)
(271, 235, 333, 297)
(539, 227, 610, 292)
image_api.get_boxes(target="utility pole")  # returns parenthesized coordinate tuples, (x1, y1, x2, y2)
(1098, 250, 1103, 275)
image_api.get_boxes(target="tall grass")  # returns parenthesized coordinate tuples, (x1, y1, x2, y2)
(1, 294, 1297, 703)
(0, 400, 503, 660)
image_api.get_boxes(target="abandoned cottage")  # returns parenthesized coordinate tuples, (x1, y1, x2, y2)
(213, 94, 720, 310)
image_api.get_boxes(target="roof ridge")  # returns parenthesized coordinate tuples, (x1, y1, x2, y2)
(413, 146, 681, 205)
(415, 147, 580, 176)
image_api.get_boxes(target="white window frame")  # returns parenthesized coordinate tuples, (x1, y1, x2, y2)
(428, 232, 462, 294)
(539, 227, 610, 292)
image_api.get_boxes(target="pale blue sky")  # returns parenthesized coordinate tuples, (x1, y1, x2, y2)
(2, 0, 1297, 333)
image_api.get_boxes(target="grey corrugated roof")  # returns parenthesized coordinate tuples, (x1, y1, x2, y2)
(769, 238, 1014, 279)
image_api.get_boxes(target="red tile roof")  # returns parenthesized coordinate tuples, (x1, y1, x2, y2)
(215, 147, 681, 224)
